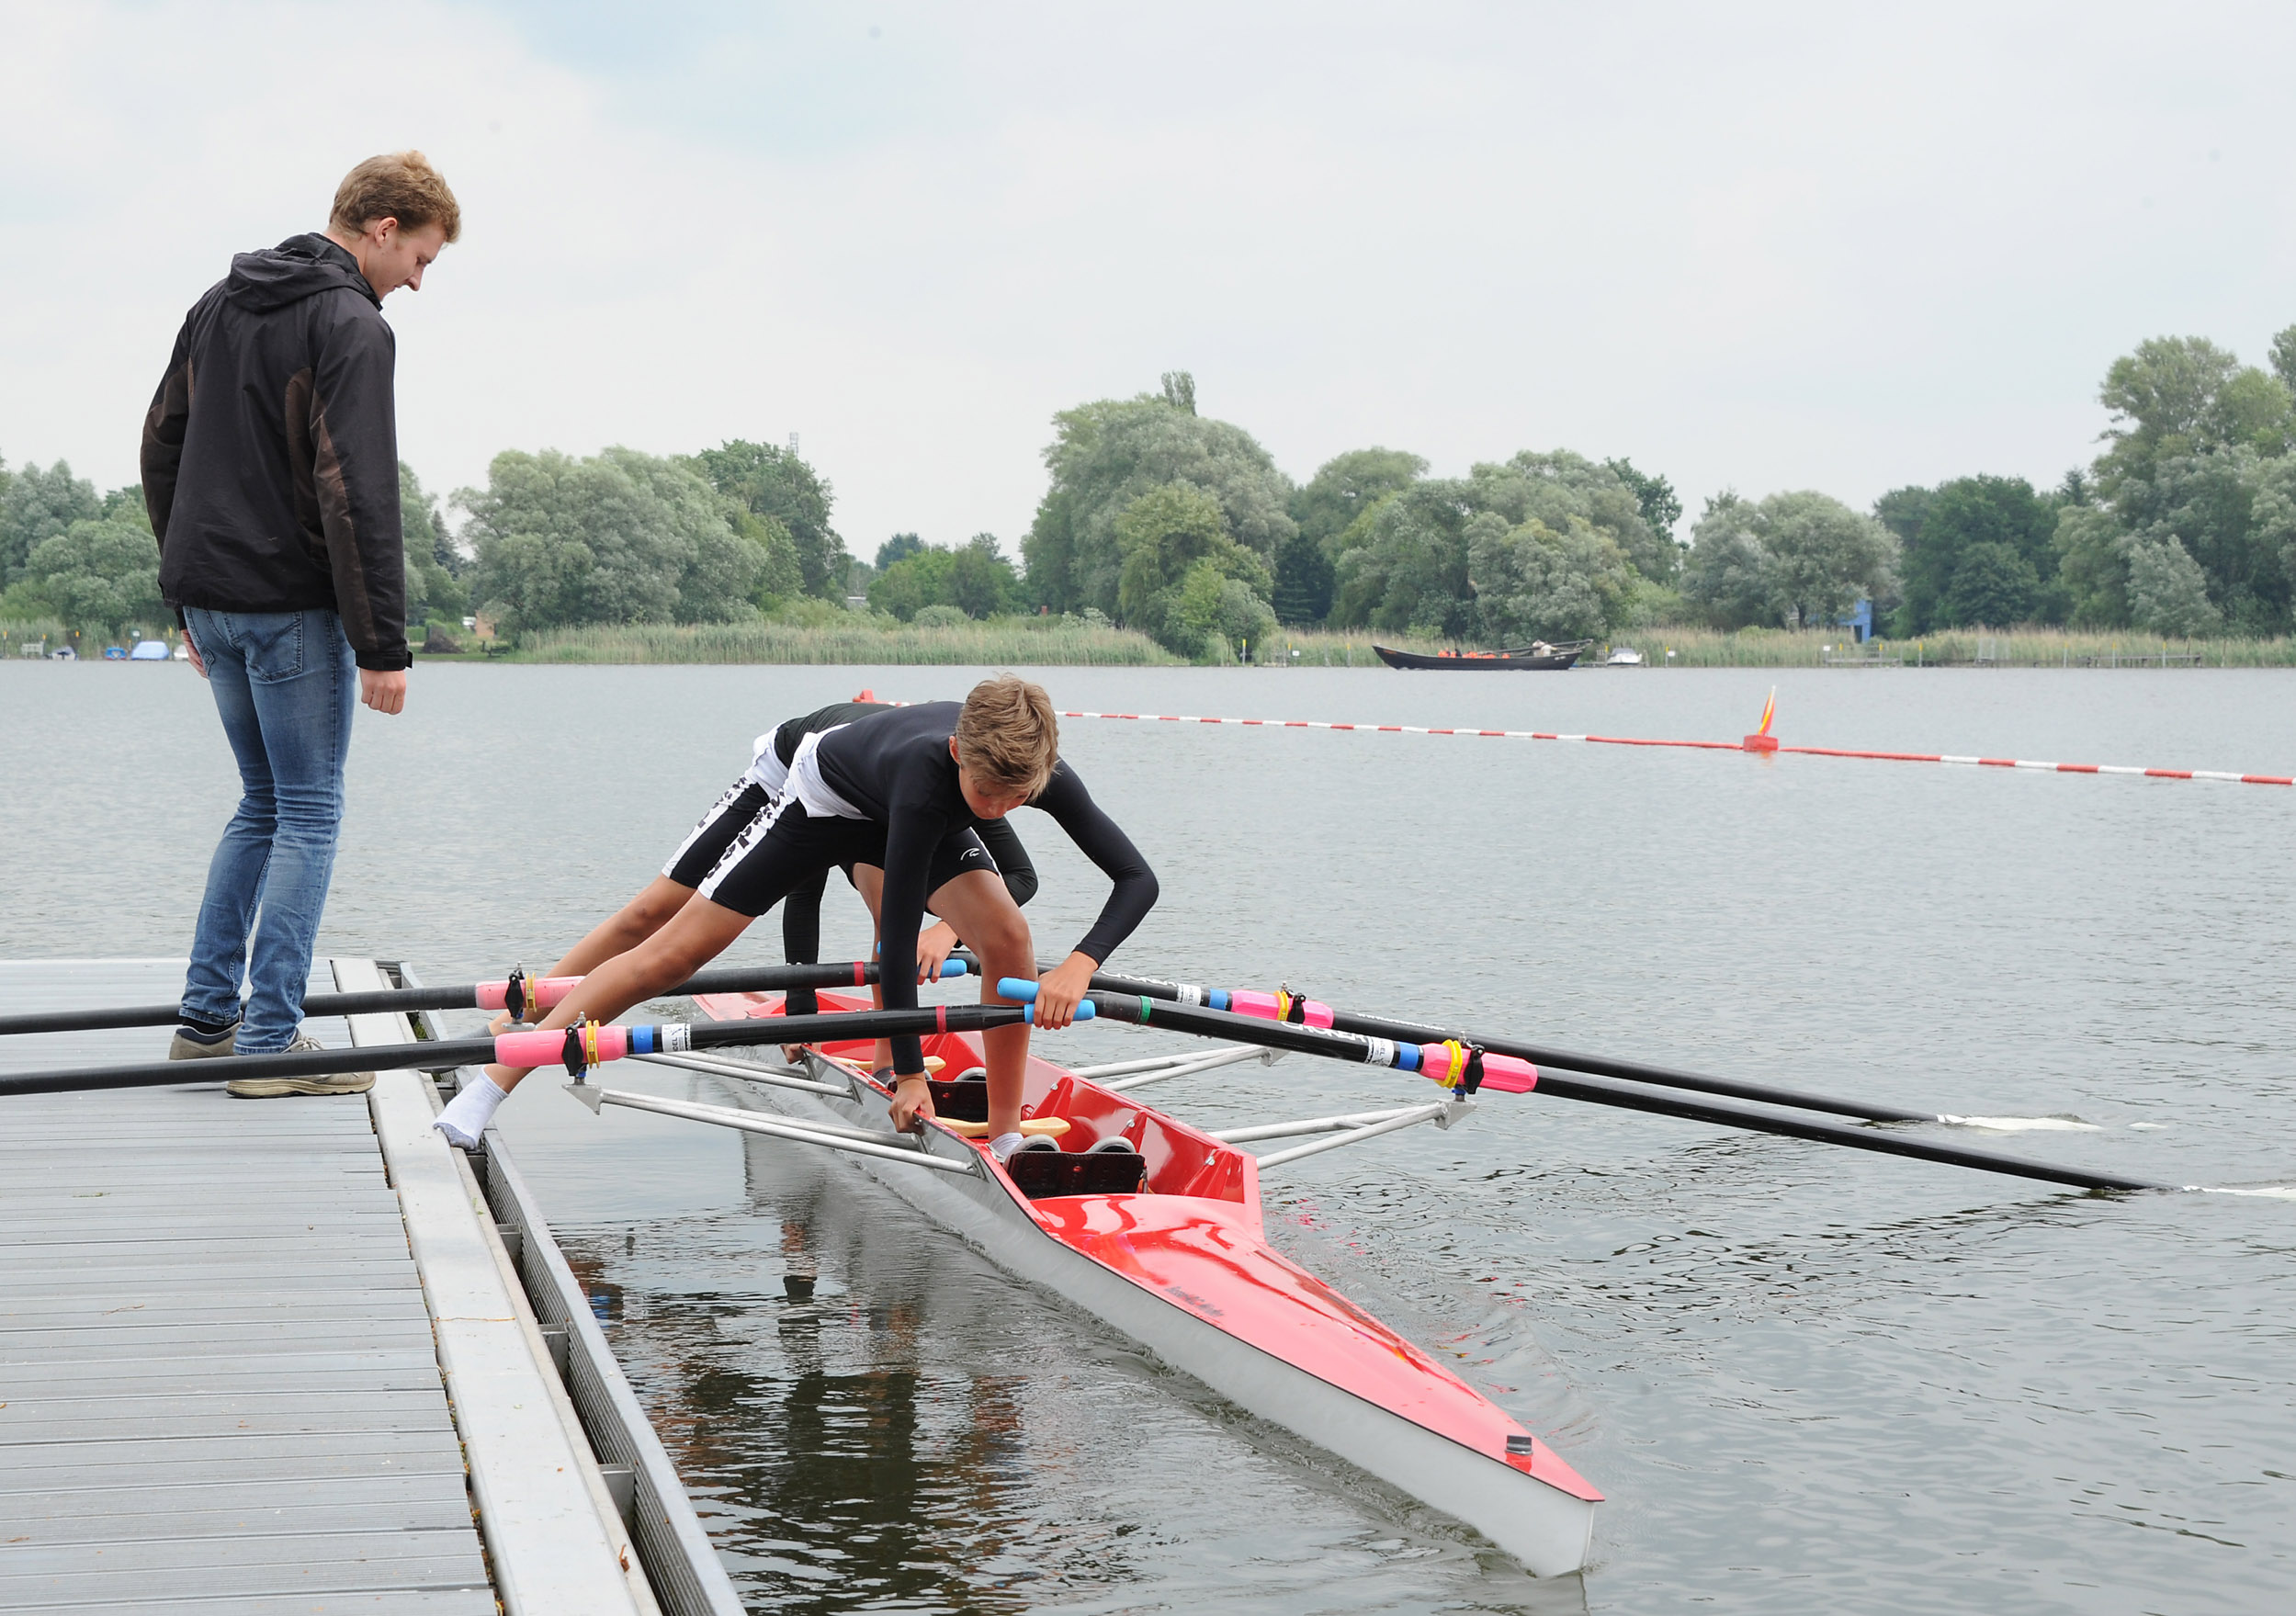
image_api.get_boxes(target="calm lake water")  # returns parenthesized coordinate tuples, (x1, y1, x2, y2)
(5, 659, 2293, 1614)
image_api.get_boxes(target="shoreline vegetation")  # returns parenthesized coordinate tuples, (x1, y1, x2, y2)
(376, 620, 2296, 668)
(9, 612, 2292, 670)
(9, 333, 2296, 664)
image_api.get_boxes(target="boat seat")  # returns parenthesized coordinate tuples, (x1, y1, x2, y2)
(1005, 1147, 1147, 1199)
(928, 1076, 988, 1122)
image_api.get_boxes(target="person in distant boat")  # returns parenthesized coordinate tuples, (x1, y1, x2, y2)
(436, 676, 1158, 1157)
(142, 152, 458, 1094)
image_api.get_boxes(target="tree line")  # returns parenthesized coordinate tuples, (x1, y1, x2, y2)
(7, 324, 2293, 653)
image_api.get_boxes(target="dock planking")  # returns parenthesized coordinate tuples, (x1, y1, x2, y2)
(0, 959, 495, 1614)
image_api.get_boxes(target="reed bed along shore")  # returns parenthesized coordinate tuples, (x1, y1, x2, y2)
(501, 617, 1182, 666)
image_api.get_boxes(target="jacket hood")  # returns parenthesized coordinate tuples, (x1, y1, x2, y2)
(223, 233, 379, 313)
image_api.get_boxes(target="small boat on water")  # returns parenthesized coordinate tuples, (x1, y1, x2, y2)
(607, 987, 1602, 1575)
(1374, 640, 1589, 671)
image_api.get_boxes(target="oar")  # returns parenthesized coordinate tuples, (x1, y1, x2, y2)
(0, 958, 968, 1039)
(1069, 966, 1942, 1126)
(996, 979, 2171, 1195)
(0, 999, 1090, 1099)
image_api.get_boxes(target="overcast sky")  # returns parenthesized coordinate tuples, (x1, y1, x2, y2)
(6, 1, 2293, 558)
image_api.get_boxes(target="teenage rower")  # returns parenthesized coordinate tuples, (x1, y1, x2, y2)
(483, 697, 1041, 1062)
(435, 677, 1157, 1157)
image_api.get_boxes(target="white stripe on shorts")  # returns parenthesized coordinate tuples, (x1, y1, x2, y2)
(662, 776, 767, 880)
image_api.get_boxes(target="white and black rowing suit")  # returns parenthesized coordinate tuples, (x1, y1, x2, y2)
(674, 700, 1158, 1075)
(664, 702, 1037, 1014)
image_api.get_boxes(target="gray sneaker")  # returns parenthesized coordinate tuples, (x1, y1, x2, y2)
(168, 1022, 240, 1060)
(227, 1033, 376, 1099)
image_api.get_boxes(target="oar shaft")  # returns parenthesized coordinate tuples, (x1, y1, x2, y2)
(1033, 983, 2167, 1194)
(1077, 966, 1933, 1125)
(0, 959, 950, 1039)
(1531, 1066, 2166, 1193)
(0, 1003, 1038, 1099)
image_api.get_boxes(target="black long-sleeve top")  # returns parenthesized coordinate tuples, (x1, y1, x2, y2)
(813, 701, 1159, 1074)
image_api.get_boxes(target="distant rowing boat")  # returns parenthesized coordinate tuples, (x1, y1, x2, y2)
(1374, 640, 1589, 670)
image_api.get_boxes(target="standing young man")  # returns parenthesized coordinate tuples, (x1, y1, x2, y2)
(142, 152, 458, 1094)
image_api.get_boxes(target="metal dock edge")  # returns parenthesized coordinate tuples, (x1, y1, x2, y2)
(373, 960, 746, 1616)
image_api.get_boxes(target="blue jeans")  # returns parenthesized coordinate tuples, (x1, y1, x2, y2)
(180, 607, 356, 1053)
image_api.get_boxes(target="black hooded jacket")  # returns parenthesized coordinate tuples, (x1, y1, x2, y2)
(141, 233, 409, 671)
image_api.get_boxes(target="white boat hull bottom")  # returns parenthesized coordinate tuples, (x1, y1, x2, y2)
(706, 1057, 1597, 1576)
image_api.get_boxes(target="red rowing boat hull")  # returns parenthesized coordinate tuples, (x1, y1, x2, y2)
(696, 989, 1601, 1573)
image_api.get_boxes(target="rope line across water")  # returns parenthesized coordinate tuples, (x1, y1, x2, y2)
(1051, 710, 2294, 787)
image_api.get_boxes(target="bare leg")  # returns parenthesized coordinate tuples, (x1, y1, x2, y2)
(485, 897, 755, 1093)
(910, 870, 1035, 1139)
(491, 875, 695, 1034)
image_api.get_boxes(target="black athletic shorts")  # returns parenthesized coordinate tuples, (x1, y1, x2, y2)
(663, 776, 999, 917)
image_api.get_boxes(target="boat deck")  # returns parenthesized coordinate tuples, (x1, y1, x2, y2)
(0, 957, 739, 1616)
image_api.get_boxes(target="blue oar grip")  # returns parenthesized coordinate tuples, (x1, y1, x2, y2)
(995, 978, 1095, 1021)
(938, 959, 967, 978)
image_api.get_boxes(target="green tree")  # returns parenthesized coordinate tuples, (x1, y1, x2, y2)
(1276, 446, 1425, 626)
(399, 462, 467, 627)
(17, 518, 164, 638)
(688, 439, 851, 600)
(1291, 448, 1427, 555)
(2122, 534, 2221, 636)
(1111, 483, 1272, 653)
(1467, 510, 1635, 642)
(2053, 504, 2132, 627)
(1941, 542, 2039, 627)
(2271, 324, 2296, 396)
(1683, 491, 1894, 629)
(1271, 531, 1334, 625)
(1892, 475, 2061, 631)
(1681, 494, 1782, 628)
(1022, 382, 1295, 615)
(1759, 491, 1897, 627)
(459, 446, 782, 631)
(1, 459, 102, 587)
(876, 533, 924, 571)
(1601, 458, 1684, 549)
(1465, 449, 1673, 582)
(1329, 483, 1474, 637)
(866, 535, 1020, 621)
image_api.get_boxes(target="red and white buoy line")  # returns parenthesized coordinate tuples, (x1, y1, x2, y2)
(1046, 708, 2294, 787)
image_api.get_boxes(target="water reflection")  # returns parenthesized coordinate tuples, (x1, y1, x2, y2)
(560, 1120, 1585, 1614)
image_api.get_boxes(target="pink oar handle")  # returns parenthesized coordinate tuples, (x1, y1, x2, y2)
(1224, 988, 1335, 1029)
(1416, 1043, 1538, 1093)
(475, 976, 582, 1013)
(493, 1023, 631, 1068)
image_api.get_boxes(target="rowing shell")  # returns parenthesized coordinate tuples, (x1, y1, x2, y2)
(692, 988, 1601, 1576)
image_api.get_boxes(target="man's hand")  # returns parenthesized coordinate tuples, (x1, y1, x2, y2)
(183, 632, 207, 678)
(360, 668, 407, 715)
(1029, 952, 1098, 1029)
(888, 1073, 935, 1132)
(916, 921, 960, 984)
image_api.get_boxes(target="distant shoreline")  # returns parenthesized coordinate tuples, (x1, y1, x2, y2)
(414, 622, 2296, 669)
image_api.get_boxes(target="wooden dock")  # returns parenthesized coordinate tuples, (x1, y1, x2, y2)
(0, 958, 743, 1616)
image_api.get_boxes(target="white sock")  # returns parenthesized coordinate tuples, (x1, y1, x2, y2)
(989, 1131, 1024, 1162)
(435, 1075, 509, 1148)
